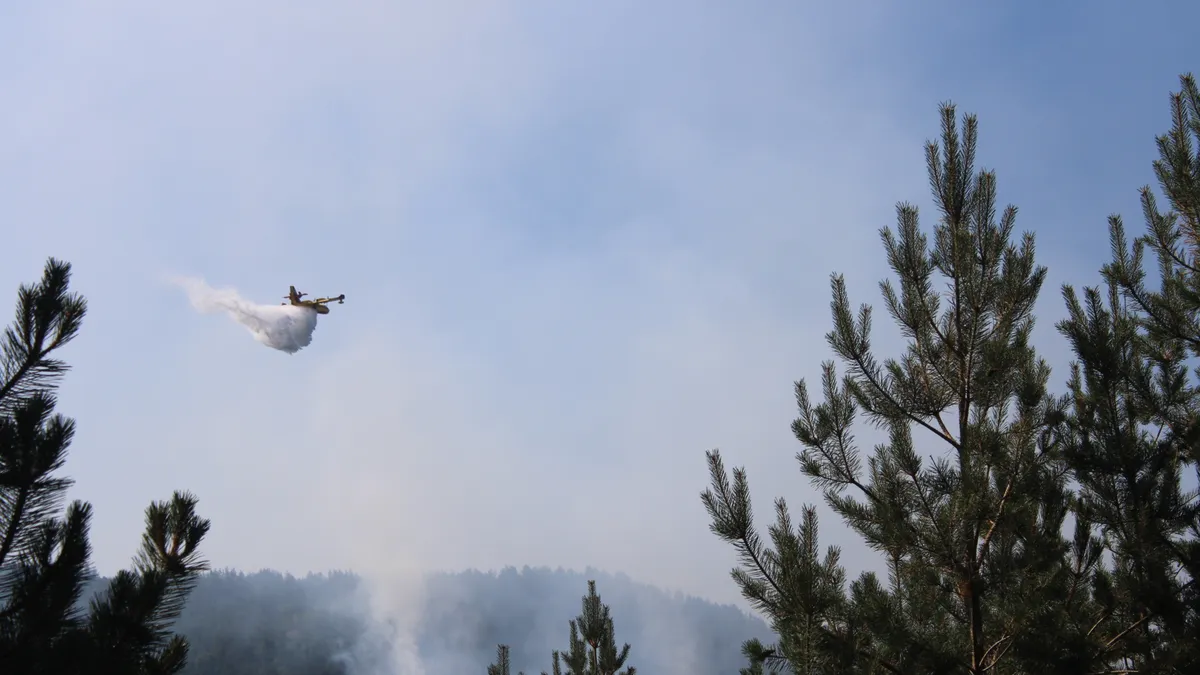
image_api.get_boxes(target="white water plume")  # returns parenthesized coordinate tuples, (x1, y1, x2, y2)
(174, 277, 319, 354)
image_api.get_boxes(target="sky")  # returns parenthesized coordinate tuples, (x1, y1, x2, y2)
(0, 0, 1197, 609)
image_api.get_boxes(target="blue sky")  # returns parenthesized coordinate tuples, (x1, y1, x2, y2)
(0, 0, 1197, 608)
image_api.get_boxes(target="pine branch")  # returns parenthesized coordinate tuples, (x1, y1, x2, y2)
(0, 393, 76, 591)
(828, 274, 962, 449)
(1104, 614, 1150, 651)
(976, 475, 1014, 568)
(897, 449, 956, 568)
(0, 259, 85, 591)
(978, 634, 1012, 672)
(132, 492, 211, 643)
(852, 645, 903, 675)
(855, 344, 961, 448)
(1088, 610, 1114, 638)
(0, 258, 86, 414)
(701, 450, 789, 608)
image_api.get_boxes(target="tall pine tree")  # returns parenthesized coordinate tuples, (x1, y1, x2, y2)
(488, 579, 635, 675)
(703, 104, 1096, 674)
(1058, 71, 1200, 673)
(0, 258, 212, 674)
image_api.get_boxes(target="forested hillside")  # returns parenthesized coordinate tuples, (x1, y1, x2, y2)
(78, 567, 769, 675)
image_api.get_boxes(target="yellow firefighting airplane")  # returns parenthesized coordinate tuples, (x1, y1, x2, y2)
(282, 285, 345, 314)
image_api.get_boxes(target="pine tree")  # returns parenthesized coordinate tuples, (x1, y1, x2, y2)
(489, 645, 519, 675)
(488, 579, 635, 675)
(553, 580, 635, 675)
(0, 258, 212, 674)
(1058, 71, 1200, 673)
(703, 104, 1094, 674)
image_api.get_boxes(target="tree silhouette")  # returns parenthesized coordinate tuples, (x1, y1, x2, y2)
(0, 258, 211, 674)
(490, 579, 635, 675)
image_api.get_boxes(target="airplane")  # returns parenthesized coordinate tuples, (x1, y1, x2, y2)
(282, 285, 345, 314)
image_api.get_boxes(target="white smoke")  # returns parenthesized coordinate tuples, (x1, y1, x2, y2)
(174, 277, 320, 354)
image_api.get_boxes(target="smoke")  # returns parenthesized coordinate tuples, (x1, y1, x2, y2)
(173, 277, 320, 353)
(143, 567, 771, 675)
(337, 573, 433, 675)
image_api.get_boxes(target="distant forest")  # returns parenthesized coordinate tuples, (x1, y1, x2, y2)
(77, 566, 769, 675)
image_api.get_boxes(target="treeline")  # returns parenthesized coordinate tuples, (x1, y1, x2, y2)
(2, 72, 1199, 674)
(71, 567, 766, 675)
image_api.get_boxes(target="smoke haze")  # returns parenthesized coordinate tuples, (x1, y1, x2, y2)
(175, 277, 320, 354)
(80, 567, 771, 675)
